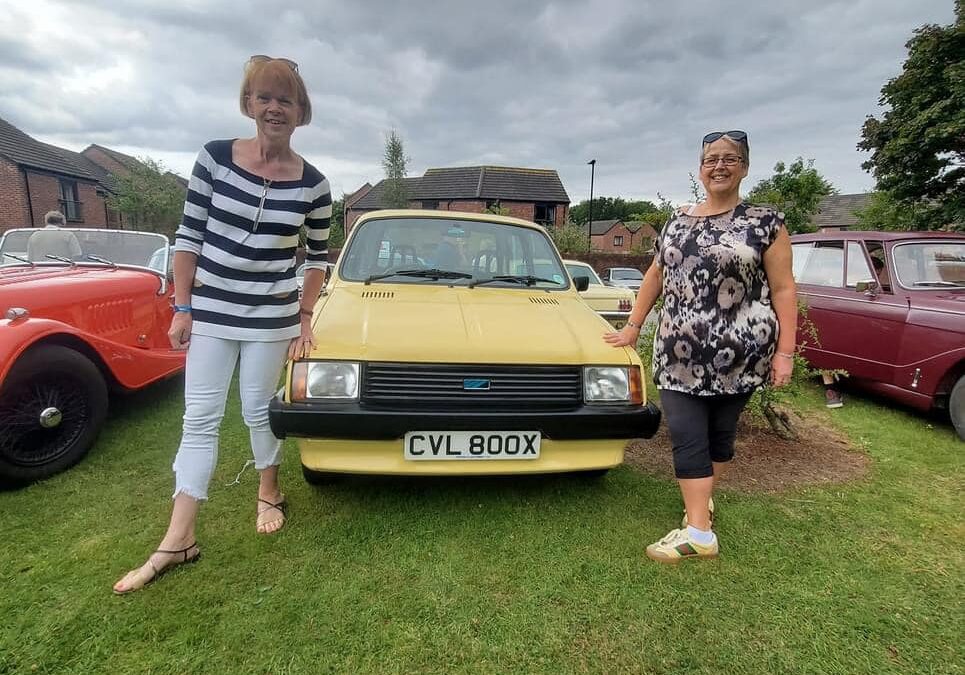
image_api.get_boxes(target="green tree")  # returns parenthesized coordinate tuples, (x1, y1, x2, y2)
(852, 191, 929, 231)
(548, 223, 589, 256)
(746, 158, 836, 234)
(688, 172, 705, 204)
(107, 157, 186, 239)
(858, 3, 964, 230)
(382, 129, 410, 209)
(569, 197, 658, 225)
(485, 201, 511, 216)
(327, 194, 346, 248)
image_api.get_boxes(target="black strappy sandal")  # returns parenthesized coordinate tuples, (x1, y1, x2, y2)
(113, 542, 201, 595)
(256, 497, 288, 534)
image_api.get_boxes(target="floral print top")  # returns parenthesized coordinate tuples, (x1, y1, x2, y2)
(652, 202, 785, 396)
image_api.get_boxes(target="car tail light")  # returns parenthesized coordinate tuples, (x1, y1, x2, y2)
(619, 299, 632, 311)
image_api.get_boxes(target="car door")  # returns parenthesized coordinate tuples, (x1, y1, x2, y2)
(793, 239, 908, 383)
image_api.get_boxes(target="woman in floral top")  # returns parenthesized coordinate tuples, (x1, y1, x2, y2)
(605, 130, 796, 563)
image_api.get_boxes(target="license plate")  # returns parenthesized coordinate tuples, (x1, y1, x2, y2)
(404, 431, 541, 460)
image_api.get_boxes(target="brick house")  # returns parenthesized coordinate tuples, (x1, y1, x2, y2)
(587, 219, 659, 253)
(345, 166, 570, 233)
(0, 116, 110, 232)
(0, 117, 188, 234)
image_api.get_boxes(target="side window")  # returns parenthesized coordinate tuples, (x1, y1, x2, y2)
(793, 241, 844, 287)
(846, 241, 874, 289)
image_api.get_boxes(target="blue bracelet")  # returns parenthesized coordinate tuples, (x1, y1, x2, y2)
(173, 304, 192, 313)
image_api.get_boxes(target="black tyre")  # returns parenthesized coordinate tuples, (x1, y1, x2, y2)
(950, 375, 965, 441)
(0, 345, 108, 484)
(302, 465, 340, 485)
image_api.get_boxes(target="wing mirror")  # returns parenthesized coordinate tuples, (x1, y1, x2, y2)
(856, 279, 879, 297)
(573, 275, 590, 292)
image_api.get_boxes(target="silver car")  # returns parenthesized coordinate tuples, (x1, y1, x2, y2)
(600, 266, 643, 292)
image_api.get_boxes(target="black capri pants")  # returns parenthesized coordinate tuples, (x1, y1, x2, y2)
(659, 389, 753, 479)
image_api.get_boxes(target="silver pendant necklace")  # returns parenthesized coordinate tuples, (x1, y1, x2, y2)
(253, 177, 272, 231)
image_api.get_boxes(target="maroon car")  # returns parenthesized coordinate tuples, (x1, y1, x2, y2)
(790, 230, 964, 438)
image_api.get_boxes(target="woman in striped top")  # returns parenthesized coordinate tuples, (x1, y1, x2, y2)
(115, 56, 331, 594)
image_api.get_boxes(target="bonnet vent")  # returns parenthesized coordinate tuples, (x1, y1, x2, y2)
(361, 291, 395, 299)
(528, 296, 559, 305)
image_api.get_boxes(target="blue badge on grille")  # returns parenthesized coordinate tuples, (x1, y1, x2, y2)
(463, 378, 491, 390)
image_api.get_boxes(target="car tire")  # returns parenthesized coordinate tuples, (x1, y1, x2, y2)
(950, 375, 965, 441)
(0, 345, 109, 485)
(302, 465, 340, 485)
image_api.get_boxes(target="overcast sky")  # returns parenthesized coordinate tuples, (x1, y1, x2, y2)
(0, 0, 955, 205)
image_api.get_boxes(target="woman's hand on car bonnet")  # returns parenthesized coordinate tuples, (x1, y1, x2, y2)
(603, 323, 641, 348)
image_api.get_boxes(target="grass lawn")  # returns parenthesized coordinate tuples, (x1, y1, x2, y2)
(1, 377, 962, 675)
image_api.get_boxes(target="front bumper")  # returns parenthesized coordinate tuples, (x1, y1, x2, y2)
(269, 398, 661, 441)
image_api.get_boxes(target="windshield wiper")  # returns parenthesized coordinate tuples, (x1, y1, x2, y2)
(44, 254, 75, 265)
(3, 253, 33, 266)
(87, 254, 117, 268)
(364, 268, 473, 284)
(469, 274, 560, 289)
(912, 280, 962, 287)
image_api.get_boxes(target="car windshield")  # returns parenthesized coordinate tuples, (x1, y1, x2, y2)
(893, 242, 965, 288)
(565, 263, 603, 286)
(340, 217, 569, 289)
(611, 268, 642, 280)
(0, 228, 170, 271)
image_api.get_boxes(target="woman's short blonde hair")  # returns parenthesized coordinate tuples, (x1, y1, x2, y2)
(700, 134, 750, 167)
(239, 58, 312, 126)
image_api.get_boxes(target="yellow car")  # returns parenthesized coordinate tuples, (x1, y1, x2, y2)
(563, 259, 636, 329)
(269, 210, 660, 481)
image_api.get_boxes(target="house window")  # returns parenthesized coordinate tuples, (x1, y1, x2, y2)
(422, 200, 439, 210)
(59, 179, 82, 221)
(534, 203, 555, 226)
(613, 235, 624, 247)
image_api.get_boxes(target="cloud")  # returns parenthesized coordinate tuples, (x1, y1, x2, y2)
(0, 0, 955, 202)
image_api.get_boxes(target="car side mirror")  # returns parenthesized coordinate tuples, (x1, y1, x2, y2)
(855, 279, 879, 296)
(573, 275, 590, 292)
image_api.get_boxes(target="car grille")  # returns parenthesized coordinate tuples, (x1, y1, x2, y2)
(362, 363, 582, 410)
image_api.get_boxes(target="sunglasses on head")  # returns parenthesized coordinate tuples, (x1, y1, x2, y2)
(703, 130, 748, 145)
(247, 55, 299, 72)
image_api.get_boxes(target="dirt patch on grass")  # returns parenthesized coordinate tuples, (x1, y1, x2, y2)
(625, 410, 870, 493)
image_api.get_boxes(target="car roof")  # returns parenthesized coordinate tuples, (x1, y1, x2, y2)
(604, 266, 641, 271)
(354, 209, 545, 233)
(792, 230, 964, 243)
(562, 259, 591, 267)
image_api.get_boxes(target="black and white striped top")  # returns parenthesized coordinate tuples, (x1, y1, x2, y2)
(174, 139, 331, 341)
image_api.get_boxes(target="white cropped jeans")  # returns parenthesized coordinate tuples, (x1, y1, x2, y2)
(172, 334, 290, 501)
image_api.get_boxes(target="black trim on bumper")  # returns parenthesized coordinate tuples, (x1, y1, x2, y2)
(269, 398, 661, 441)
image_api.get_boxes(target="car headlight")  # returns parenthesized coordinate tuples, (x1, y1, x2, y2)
(292, 361, 360, 401)
(584, 366, 643, 404)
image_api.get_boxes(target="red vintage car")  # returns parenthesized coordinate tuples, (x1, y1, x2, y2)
(0, 228, 185, 483)
(791, 230, 964, 439)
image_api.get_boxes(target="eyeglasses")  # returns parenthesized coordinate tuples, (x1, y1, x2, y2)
(703, 130, 748, 145)
(247, 55, 299, 72)
(701, 155, 743, 168)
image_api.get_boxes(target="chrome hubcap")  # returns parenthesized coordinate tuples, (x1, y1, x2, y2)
(39, 407, 63, 428)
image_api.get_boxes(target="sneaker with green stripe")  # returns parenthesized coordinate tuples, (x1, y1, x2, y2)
(645, 528, 719, 563)
(681, 496, 715, 528)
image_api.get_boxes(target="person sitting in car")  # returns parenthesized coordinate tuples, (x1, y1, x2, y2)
(434, 226, 468, 270)
(27, 211, 82, 262)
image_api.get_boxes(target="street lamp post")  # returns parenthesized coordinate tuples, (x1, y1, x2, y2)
(586, 159, 596, 253)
